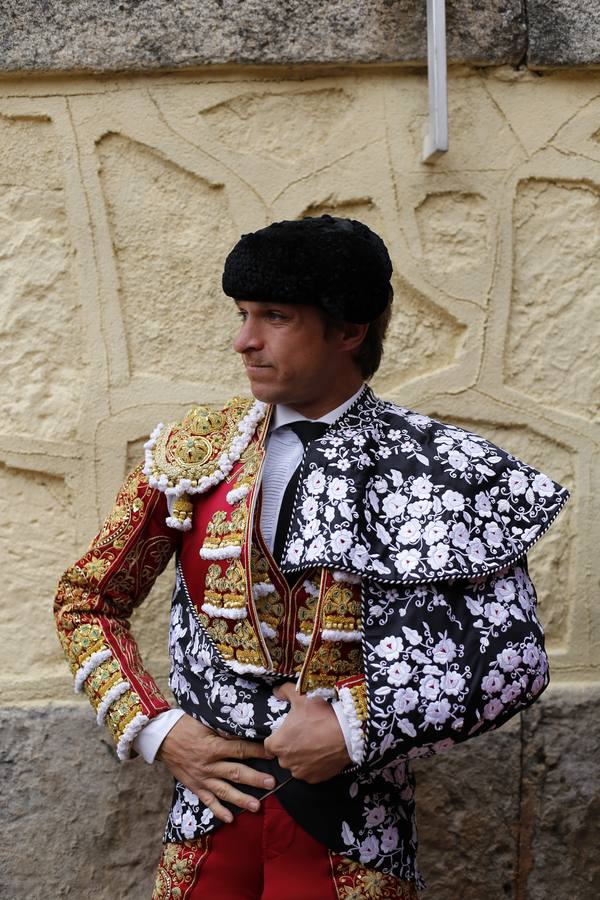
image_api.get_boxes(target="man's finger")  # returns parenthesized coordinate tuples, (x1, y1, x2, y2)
(212, 735, 274, 760)
(272, 682, 297, 704)
(211, 761, 276, 792)
(196, 788, 234, 824)
(204, 778, 261, 814)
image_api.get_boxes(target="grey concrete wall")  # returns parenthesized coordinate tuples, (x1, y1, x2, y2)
(2, 685, 598, 899)
(0, 1, 598, 73)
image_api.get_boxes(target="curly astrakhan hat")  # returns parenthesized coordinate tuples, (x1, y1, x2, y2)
(222, 214, 393, 324)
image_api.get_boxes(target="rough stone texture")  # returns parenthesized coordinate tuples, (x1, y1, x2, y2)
(97, 133, 243, 388)
(518, 682, 600, 899)
(528, 0, 600, 68)
(413, 717, 521, 899)
(0, 465, 78, 699)
(2, 685, 597, 899)
(0, 65, 598, 896)
(0, 114, 85, 442)
(507, 180, 600, 423)
(415, 192, 490, 274)
(0, 705, 173, 899)
(201, 88, 355, 162)
(0, 1, 527, 73)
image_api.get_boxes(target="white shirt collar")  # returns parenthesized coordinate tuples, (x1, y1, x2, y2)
(271, 383, 365, 431)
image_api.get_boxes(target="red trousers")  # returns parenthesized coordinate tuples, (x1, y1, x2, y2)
(152, 794, 418, 899)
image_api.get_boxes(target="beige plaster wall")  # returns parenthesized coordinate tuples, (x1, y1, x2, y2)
(0, 66, 598, 715)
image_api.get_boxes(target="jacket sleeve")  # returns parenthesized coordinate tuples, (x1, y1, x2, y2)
(354, 556, 548, 770)
(54, 463, 180, 759)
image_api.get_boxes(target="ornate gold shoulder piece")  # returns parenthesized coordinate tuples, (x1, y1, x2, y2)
(143, 397, 267, 530)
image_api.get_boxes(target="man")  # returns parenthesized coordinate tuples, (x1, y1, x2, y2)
(54, 215, 569, 899)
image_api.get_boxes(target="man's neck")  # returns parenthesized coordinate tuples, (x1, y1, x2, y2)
(273, 383, 365, 427)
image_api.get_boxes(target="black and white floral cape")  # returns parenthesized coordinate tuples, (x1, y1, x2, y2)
(163, 385, 569, 888)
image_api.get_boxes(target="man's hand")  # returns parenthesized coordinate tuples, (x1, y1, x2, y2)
(264, 683, 351, 783)
(157, 714, 276, 823)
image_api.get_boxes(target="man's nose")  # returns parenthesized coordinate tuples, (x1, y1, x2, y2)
(233, 317, 262, 354)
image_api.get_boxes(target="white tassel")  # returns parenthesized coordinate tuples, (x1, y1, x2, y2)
(201, 602, 247, 620)
(73, 649, 112, 693)
(253, 582, 275, 599)
(226, 484, 250, 505)
(199, 545, 242, 560)
(96, 680, 130, 725)
(303, 580, 319, 597)
(306, 687, 336, 700)
(116, 712, 150, 761)
(336, 687, 366, 765)
(321, 629, 362, 643)
(224, 660, 268, 676)
(165, 515, 193, 531)
(295, 631, 312, 647)
(332, 570, 361, 584)
(260, 621, 277, 639)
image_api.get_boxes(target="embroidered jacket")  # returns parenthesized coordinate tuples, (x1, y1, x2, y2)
(54, 387, 569, 886)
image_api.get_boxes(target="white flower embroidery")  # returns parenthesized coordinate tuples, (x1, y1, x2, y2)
(301, 496, 318, 520)
(398, 519, 421, 545)
(420, 675, 440, 700)
(331, 529, 353, 555)
(427, 542, 450, 570)
(440, 671, 465, 696)
(382, 493, 408, 518)
(375, 636, 404, 660)
(423, 521, 448, 545)
(411, 476, 433, 498)
(508, 471, 528, 496)
(327, 477, 349, 502)
(306, 470, 326, 495)
(230, 702, 254, 725)
(442, 490, 465, 511)
(497, 648, 522, 672)
(387, 661, 412, 687)
(532, 473, 554, 497)
(394, 549, 421, 574)
(424, 698, 451, 725)
(432, 636, 457, 664)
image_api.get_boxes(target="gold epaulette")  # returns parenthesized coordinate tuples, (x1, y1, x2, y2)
(143, 397, 267, 530)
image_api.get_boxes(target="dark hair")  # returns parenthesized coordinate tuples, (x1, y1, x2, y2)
(321, 288, 393, 380)
(354, 296, 393, 379)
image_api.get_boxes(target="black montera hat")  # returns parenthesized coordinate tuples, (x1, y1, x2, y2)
(222, 214, 393, 324)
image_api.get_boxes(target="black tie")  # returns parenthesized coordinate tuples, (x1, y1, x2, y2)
(272, 421, 328, 569)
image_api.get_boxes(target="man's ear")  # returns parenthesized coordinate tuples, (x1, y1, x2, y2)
(337, 321, 369, 352)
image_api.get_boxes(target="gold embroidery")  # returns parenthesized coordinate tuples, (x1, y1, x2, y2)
(322, 582, 362, 634)
(197, 612, 266, 669)
(300, 645, 363, 691)
(149, 397, 254, 489)
(331, 855, 419, 899)
(201, 506, 247, 552)
(349, 681, 368, 723)
(202, 560, 247, 612)
(152, 838, 209, 900)
(54, 464, 176, 749)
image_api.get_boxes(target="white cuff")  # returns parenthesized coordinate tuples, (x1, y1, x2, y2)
(132, 708, 185, 764)
(332, 693, 366, 766)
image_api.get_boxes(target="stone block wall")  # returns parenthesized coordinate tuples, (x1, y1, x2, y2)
(0, 64, 599, 898)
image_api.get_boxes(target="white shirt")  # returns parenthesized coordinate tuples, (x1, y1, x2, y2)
(134, 385, 365, 763)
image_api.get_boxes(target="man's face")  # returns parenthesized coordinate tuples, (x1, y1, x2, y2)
(233, 300, 357, 410)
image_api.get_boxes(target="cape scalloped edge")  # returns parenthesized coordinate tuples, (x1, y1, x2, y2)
(282, 483, 570, 586)
(143, 400, 267, 498)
